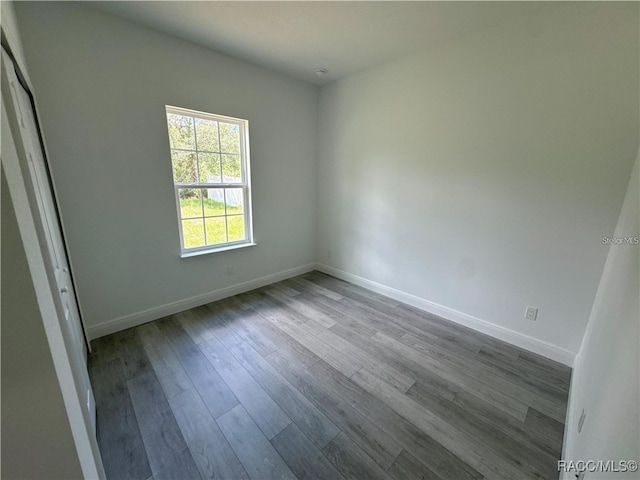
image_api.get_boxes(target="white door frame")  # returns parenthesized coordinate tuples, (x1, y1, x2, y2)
(1, 49, 105, 479)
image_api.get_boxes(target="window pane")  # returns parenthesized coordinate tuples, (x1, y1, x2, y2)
(182, 219, 205, 248)
(195, 118, 219, 152)
(167, 114, 195, 149)
(198, 153, 221, 183)
(202, 188, 225, 216)
(205, 217, 227, 245)
(227, 215, 245, 242)
(172, 150, 198, 184)
(179, 188, 202, 219)
(221, 154, 242, 183)
(225, 188, 244, 215)
(219, 122, 240, 154)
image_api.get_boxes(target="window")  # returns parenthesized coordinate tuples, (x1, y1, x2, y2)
(165, 106, 254, 256)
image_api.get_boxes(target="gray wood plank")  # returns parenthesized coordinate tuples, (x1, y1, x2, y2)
(453, 390, 563, 459)
(308, 360, 483, 480)
(258, 300, 363, 377)
(265, 287, 337, 328)
(112, 328, 153, 380)
(92, 359, 151, 480)
(524, 407, 565, 452)
(153, 447, 202, 480)
(302, 318, 415, 392)
(168, 388, 249, 480)
(285, 275, 344, 300)
(175, 308, 217, 345)
(264, 349, 402, 470)
(397, 331, 568, 423)
(271, 423, 344, 480)
(351, 367, 532, 480)
(137, 321, 193, 399)
(407, 381, 557, 480)
(157, 316, 239, 418)
(201, 302, 245, 348)
(228, 341, 340, 449)
(216, 300, 279, 356)
(321, 432, 392, 480)
(200, 336, 291, 440)
(388, 450, 442, 480)
(217, 405, 297, 480)
(92, 271, 570, 480)
(127, 370, 199, 478)
(371, 331, 530, 421)
(238, 307, 321, 368)
(89, 334, 119, 366)
(330, 322, 461, 401)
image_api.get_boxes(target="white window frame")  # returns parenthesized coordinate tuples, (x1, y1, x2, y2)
(165, 105, 255, 257)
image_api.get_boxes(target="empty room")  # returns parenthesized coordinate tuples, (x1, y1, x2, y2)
(1, 1, 638, 479)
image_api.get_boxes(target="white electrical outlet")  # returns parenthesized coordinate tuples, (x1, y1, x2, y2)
(327, 250, 332, 260)
(525, 306, 538, 321)
(227, 265, 234, 275)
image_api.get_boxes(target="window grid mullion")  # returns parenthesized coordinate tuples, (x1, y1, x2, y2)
(168, 107, 251, 252)
(217, 121, 224, 183)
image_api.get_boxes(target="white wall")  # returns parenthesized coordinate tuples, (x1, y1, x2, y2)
(564, 155, 639, 478)
(15, 2, 318, 334)
(316, 2, 639, 357)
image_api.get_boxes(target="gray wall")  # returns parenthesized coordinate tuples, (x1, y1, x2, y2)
(15, 1, 318, 332)
(1, 170, 84, 480)
(316, 2, 639, 355)
(565, 155, 639, 477)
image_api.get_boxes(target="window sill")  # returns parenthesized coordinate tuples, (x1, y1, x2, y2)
(180, 242, 257, 259)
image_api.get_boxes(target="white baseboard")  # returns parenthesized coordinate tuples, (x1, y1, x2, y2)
(315, 263, 576, 367)
(86, 263, 316, 340)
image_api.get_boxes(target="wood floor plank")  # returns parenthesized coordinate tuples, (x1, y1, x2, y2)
(321, 432, 392, 480)
(153, 447, 202, 480)
(237, 307, 321, 369)
(285, 275, 344, 301)
(453, 389, 563, 459)
(298, 292, 379, 337)
(257, 299, 363, 377)
(302, 318, 415, 392)
(157, 316, 239, 419)
(265, 287, 337, 328)
(399, 331, 568, 421)
(329, 322, 461, 401)
(200, 336, 292, 440)
(168, 388, 249, 480)
(351, 367, 533, 480)
(112, 328, 153, 380)
(216, 300, 279, 356)
(175, 308, 217, 345)
(137, 321, 193, 399)
(308, 360, 483, 480)
(407, 381, 558, 480)
(92, 359, 151, 480)
(371, 331, 530, 421)
(201, 302, 245, 348)
(92, 271, 570, 480)
(217, 404, 297, 480)
(228, 341, 340, 449)
(271, 423, 344, 480)
(264, 349, 402, 470)
(525, 407, 566, 451)
(127, 370, 199, 478)
(388, 450, 442, 480)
